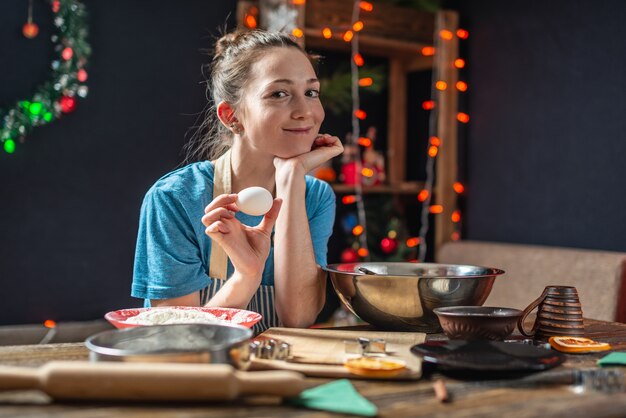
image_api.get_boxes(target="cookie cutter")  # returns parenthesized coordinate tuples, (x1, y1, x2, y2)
(249, 338, 291, 360)
(344, 337, 386, 355)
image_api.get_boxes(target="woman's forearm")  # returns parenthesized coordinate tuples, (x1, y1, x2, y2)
(204, 271, 262, 309)
(273, 164, 326, 327)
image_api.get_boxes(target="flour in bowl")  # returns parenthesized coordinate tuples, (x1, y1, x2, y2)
(124, 308, 241, 326)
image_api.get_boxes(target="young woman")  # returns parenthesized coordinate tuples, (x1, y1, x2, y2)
(131, 30, 343, 332)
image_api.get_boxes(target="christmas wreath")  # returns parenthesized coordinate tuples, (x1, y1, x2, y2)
(1, 0, 91, 155)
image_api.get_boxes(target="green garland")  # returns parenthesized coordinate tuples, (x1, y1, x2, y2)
(1, 0, 91, 155)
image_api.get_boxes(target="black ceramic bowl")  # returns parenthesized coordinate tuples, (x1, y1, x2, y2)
(433, 306, 523, 340)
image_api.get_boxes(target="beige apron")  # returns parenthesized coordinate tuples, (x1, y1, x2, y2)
(202, 150, 280, 334)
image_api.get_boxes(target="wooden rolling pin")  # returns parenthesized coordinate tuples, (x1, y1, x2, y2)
(0, 361, 307, 401)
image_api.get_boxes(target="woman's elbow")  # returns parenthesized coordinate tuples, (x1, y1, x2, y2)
(281, 315, 315, 328)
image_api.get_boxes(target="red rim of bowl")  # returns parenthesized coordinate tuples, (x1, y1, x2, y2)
(104, 306, 262, 329)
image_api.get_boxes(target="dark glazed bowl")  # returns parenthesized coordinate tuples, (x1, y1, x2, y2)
(433, 306, 523, 340)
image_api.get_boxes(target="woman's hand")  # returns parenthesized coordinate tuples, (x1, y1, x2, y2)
(274, 134, 344, 177)
(202, 194, 282, 279)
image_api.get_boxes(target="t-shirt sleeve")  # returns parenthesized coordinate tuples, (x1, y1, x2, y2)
(131, 186, 210, 300)
(307, 179, 336, 267)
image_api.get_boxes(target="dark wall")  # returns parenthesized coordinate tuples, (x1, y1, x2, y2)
(3, 0, 625, 326)
(453, 0, 626, 251)
(0, 0, 236, 325)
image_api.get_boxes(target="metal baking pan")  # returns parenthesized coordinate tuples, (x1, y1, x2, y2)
(85, 323, 253, 370)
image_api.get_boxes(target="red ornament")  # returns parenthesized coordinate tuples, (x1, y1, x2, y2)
(341, 248, 359, 263)
(59, 96, 77, 113)
(380, 237, 398, 254)
(62, 47, 74, 61)
(52, 0, 60, 13)
(341, 161, 358, 185)
(22, 22, 39, 38)
(77, 69, 88, 82)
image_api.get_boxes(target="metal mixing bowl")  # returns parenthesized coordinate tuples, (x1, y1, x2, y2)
(85, 323, 253, 369)
(323, 262, 505, 332)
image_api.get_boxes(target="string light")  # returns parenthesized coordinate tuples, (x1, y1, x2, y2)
(421, 46, 435, 56)
(457, 112, 470, 123)
(358, 137, 372, 147)
(61, 47, 73, 60)
(347, 1, 370, 261)
(416, 18, 469, 262)
(451, 231, 461, 241)
(352, 225, 364, 236)
(77, 69, 88, 82)
(429, 205, 444, 214)
(361, 167, 374, 177)
(44, 319, 56, 328)
(292, 28, 304, 38)
(354, 109, 367, 120)
(352, 21, 364, 32)
(456, 28, 469, 39)
(4, 139, 16, 154)
(359, 1, 373, 12)
(28, 102, 43, 115)
(342, 195, 358, 204)
(245, 14, 257, 29)
(439, 30, 453, 40)
(359, 77, 373, 87)
(343, 30, 354, 42)
(406, 237, 420, 247)
(292, 0, 306, 4)
(322, 27, 332, 38)
(59, 96, 77, 113)
(422, 100, 435, 110)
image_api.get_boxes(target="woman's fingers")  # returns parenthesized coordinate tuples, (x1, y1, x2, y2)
(297, 134, 344, 172)
(205, 220, 230, 235)
(201, 207, 235, 227)
(204, 193, 239, 214)
(313, 133, 337, 147)
(257, 198, 282, 235)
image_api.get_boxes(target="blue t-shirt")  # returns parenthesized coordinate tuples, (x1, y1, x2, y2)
(132, 161, 336, 309)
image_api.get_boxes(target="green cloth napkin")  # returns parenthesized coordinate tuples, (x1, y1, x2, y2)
(287, 379, 378, 417)
(597, 352, 626, 367)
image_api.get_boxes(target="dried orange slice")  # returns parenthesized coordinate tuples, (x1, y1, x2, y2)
(344, 356, 407, 377)
(548, 336, 611, 353)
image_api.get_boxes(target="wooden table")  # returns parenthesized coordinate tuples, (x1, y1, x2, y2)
(0, 318, 625, 417)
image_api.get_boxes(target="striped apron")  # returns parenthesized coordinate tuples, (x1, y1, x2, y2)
(200, 150, 281, 334)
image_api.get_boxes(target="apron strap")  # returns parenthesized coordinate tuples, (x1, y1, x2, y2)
(208, 150, 232, 280)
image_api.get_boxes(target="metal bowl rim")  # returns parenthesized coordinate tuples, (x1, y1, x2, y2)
(323, 262, 505, 278)
(85, 323, 252, 357)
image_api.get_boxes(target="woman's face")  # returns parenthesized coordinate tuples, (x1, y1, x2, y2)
(236, 47, 325, 159)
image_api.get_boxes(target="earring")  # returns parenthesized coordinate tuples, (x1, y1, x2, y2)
(230, 123, 242, 135)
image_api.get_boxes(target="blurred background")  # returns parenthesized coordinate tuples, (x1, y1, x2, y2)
(1, 0, 625, 327)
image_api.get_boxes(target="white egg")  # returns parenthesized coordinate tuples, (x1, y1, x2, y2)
(236, 186, 273, 216)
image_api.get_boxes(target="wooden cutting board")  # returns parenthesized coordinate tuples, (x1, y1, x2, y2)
(250, 328, 426, 380)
